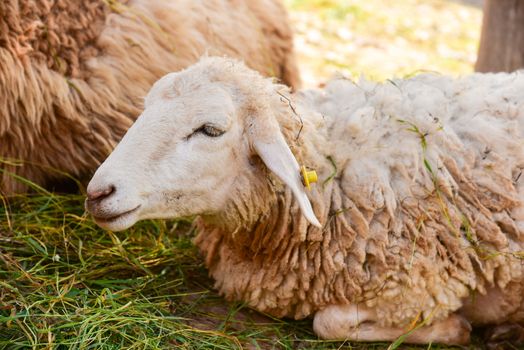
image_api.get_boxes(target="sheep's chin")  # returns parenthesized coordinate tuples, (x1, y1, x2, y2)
(93, 210, 140, 231)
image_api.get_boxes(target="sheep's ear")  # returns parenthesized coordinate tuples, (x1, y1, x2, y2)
(251, 119, 321, 228)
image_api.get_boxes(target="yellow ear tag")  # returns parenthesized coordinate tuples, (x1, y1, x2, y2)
(300, 165, 318, 190)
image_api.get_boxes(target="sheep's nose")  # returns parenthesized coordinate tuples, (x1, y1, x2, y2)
(87, 185, 115, 202)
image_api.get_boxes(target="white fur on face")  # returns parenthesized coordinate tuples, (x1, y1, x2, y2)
(87, 73, 246, 231)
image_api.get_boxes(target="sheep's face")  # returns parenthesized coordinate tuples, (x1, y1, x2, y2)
(86, 58, 320, 232)
(86, 74, 247, 231)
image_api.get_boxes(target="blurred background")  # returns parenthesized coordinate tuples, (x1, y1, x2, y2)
(284, 0, 517, 87)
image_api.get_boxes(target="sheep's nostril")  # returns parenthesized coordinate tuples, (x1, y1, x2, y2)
(87, 185, 115, 202)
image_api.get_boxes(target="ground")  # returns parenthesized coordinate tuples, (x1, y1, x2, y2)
(286, 0, 482, 87)
(0, 1, 495, 349)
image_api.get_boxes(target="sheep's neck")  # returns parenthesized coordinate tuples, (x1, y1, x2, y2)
(197, 159, 344, 259)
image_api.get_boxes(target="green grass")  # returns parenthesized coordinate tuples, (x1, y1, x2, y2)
(0, 188, 362, 349)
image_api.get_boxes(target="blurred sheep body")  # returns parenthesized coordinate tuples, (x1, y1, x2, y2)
(0, 0, 300, 193)
(86, 58, 524, 345)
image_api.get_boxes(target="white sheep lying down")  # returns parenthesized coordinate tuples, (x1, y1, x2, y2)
(86, 57, 524, 345)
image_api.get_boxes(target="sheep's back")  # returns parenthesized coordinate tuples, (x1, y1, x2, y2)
(302, 72, 524, 324)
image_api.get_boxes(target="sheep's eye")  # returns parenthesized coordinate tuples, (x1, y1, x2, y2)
(195, 124, 225, 138)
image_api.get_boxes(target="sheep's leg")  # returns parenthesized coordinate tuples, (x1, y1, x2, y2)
(313, 304, 471, 345)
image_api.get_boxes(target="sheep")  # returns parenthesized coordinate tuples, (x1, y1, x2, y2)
(0, 0, 300, 194)
(85, 57, 524, 345)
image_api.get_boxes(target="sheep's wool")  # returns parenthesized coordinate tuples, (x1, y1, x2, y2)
(0, 0, 300, 193)
(195, 66, 524, 327)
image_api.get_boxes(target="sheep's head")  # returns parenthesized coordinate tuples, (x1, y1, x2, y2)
(86, 57, 320, 231)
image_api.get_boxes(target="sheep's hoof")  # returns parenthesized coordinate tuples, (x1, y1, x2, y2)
(486, 323, 524, 350)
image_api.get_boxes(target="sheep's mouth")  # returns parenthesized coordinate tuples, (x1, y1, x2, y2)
(92, 205, 141, 223)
